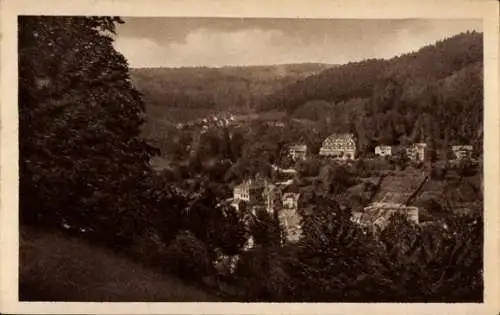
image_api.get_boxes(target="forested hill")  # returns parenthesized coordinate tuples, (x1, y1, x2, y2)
(130, 63, 333, 115)
(258, 31, 483, 154)
(258, 31, 482, 113)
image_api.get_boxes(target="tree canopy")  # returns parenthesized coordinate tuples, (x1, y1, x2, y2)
(19, 16, 157, 247)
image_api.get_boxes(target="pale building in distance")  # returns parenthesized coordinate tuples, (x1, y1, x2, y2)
(279, 192, 302, 243)
(452, 145, 473, 160)
(288, 144, 308, 161)
(374, 145, 395, 157)
(319, 133, 356, 160)
(232, 178, 277, 214)
(406, 142, 427, 161)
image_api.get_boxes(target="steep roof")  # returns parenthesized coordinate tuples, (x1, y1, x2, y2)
(355, 202, 419, 231)
(323, 133, 355, 143)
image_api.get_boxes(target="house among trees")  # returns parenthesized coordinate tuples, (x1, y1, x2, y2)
(278, 192, 302, 243)
(405, 142, 427, 161)
(288, 144, 308, 161)
(452, 145, 473, 160)
(352, 202, 419, 233)
(318, 133, 356, 160)
(232, 178, 278, 214)
(352, 172, 427, 233)
(374, 145, 395, 157)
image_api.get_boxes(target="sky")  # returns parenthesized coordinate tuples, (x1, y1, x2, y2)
(113, 18, 482, 68)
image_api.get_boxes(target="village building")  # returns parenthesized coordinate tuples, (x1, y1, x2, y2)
(282, 192, 300, 210)
(452, 145, 473, 160)
(232, 178, 278, 214)
(318, 133, 357, 160)
(406, 142, 427, 161)
(288, 144, 308, 161)
(352, 172, 427, 233)
(352, 202, 419, 233)
(278, 192, 302, 243)
(375, 145, 395, 157)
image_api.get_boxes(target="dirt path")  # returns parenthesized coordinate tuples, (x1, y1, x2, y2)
(19, 227, 223, 302)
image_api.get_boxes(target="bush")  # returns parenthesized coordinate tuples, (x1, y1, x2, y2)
(164, 231, 212, 280)
(456, 159, 477, 177)
(430, 165, 447, 180)
(129, 230, 167, 266)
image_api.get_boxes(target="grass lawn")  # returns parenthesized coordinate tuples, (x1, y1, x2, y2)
(19, 227, 223, 302)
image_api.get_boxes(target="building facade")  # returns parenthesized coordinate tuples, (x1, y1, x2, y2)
(278, 192, 302, 243)
(375, 145, 395, 157)
(452, 145, 473, 160)
(288, 144, 308, 161)
(319, 133, 357, 160)
(406, 142, 427, 161)
(352, 202, 419, 233)
(232, 178, 277, 214)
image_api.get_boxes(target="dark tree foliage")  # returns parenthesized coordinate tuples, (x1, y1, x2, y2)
(373, 213, 483, 302)
(164, 230, 212, 280)
(231, 203, 482, 302)
(18, 16, 157, 248)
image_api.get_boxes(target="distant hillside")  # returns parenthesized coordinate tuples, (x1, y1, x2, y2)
(259, 32, 482, 113)
(257, 31, 483, 154)
(131, 63, 333, 120)
(136, 32, 483, 158)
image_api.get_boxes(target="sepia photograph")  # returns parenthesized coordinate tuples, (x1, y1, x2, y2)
(1, 0, 499, 314)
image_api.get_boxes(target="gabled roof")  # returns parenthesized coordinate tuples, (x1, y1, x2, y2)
(355, 202, 419, 230)
(323, 133, 355, 142)
(372, 173, 427, 204)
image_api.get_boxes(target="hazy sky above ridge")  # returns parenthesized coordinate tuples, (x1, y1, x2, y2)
(113, 18, 482, 68)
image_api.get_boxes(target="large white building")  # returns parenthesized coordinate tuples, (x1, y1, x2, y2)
(319, 133, 357, 160)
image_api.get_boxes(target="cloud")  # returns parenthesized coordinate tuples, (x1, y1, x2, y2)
(113, 20, 481, 68)
(115, 28, 311, 67)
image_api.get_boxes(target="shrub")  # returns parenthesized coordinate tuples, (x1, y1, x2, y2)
(456, 159, 477, 177)
(164, 231, 212, 280)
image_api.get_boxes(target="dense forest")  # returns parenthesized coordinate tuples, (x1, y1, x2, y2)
(19, 16, 483, 303)
(135, 31, 483, 157)
(260, 31, 483, 155)
(131, 63, 332, 120)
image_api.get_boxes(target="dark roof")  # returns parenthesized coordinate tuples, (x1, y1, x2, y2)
(373, 173, 426, 204)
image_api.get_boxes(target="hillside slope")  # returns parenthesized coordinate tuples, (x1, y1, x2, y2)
(19, 227, 222, 302)
(131, 63, 333, 116)
(258, 31, 483, 155)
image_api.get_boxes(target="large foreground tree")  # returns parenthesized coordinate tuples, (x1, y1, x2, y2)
(19, 16, 157, 247)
